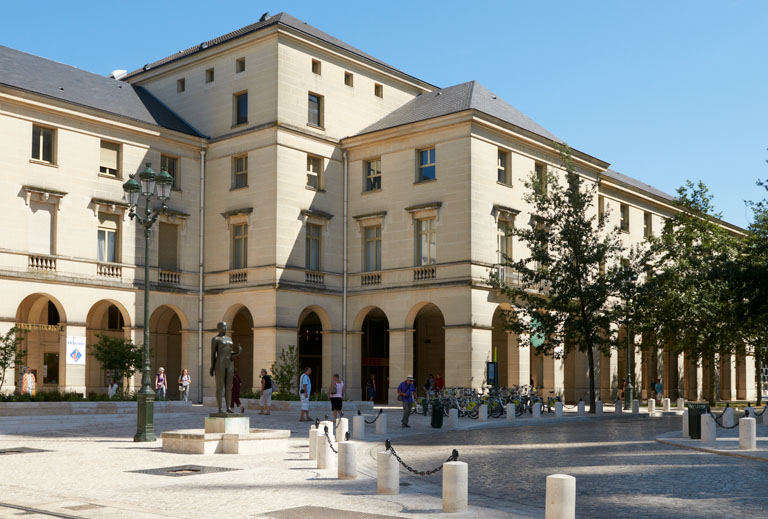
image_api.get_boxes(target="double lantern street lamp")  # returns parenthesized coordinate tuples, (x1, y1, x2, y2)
(623, 268, 638, 411)
(122, 163, 173, 442)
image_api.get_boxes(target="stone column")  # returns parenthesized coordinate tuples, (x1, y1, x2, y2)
(63, 323, 86, 395)
(444, 326, 475, 388)
(320, 330, 342, 390)
(0, 321, 17, 393)
(387, 329, 413, 404)
(345, 331, 363, 401)
(252, 326, 296, 395)
(179, 329, 197, 401)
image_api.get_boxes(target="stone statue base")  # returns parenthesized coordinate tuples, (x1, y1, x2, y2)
(205, 416, 249, 435)
(209, 412, 240, 418)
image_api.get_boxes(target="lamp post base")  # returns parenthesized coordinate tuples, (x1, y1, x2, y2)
(134, 389, 156, 442)
(624, 386, 634, 410)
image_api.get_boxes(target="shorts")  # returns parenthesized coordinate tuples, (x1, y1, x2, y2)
(260, 388, 272, 406)
(300, 393, 309, 411)
(330, 397, 342, 411)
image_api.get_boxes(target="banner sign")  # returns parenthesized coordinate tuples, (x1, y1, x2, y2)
(66, 336, 86, 365)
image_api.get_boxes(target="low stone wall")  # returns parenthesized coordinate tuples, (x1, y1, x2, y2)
(202, 397, 374, 414)
(0, 401, 193, 416)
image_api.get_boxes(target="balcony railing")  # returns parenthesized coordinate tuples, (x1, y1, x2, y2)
(305, 271, 325, 286)
(158, 270, 180, 285)
(229, 270, 247, 284)
(413, 265, 436, 281)
(361, 272, 381, 286)
(494, 264, 547, 291)
(28, 254, 56, 271)
(97, 263, 122, 278)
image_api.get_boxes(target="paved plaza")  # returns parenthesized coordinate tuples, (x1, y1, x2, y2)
(1, 406, 767, 519)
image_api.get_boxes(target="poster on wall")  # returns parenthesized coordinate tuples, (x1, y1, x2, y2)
(66, 336, 86, 365)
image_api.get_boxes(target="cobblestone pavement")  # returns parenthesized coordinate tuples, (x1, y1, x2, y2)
(377, 416, 768, 519)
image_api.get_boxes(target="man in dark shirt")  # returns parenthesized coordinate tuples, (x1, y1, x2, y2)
(397, 376, 416, 427)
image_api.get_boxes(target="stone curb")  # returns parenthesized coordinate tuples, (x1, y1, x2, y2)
(655, 431, 768, 463)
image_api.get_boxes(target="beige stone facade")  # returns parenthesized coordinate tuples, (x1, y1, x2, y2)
(0, 13, 757, 404)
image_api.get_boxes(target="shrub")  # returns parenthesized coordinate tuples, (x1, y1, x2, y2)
(271, 344, 301, 395)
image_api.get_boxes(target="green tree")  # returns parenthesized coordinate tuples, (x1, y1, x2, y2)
(0, 327, 26, 392)
(271, 344, 301, 399)
(491, 145, 625, 412)
(90, 334, 143, 394)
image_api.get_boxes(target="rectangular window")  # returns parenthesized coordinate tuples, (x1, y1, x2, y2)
(31, 125, 54, 163)
(306, 224, 321, 271)
(644, 212, 652, 238)
(308, 93, 323, 127)
(161, 154, 179, 189)
(312, 59, 321, 75)
(234, 92, 248, 126)
(97, 213, 119, 263)
(497, 149, 510, 184)
(364, 226, 382, 272)
(307, 155, 321, 189)
(497, 220, 513, 264)
(344, 72, 354, 86)
(99, 140, 120, 177)
(374, 83, 383, 98)
(177, 78, 185, 92)
(231, 223, 247, 269)
(418, 148, 436, 182)
(158, 222, 178, 270)
(416, 218, 436, 266)
(233, 155, 248, 189)
(236, 57, 245, 73)
(598, 195, 605, 219)
(364, 159, 381, 191)
(535, 162, 546, 193)
(205, 68, 214, 83)
(620, 203, 630, 232)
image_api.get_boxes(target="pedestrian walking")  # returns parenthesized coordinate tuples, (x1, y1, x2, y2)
(299, 367, 312, 422)
(154, 367, 167, 401)
(397, 375, 416, 428)
(366, 374, 377, 402)
(620, 378, 626, 400)
(231, 368, 244, 413)
(329, 373, 345, 420)
(259, 368, 273, 415)
(178, 368, 191, 401)
(434, 373, 445, 391)
(654, 378, 663, 404)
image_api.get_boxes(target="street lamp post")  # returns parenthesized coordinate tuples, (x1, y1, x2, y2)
(123, 163, 173, 442)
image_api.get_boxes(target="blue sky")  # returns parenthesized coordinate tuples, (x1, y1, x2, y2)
(2, 1, 765, 227)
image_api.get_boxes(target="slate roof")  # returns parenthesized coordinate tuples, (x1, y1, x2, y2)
(0, 45, 203, 137)
(602, 168, 675, 202)
(123, 12, 434, 88)
(356, 81, 561, 142)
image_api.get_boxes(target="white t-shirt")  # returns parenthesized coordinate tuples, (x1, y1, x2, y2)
(300, 373, 311, 396)
(331, 381, 344, 398)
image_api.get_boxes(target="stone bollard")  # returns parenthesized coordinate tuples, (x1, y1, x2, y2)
(376, 413, 387, 435)
(701, 413, 716, 447)
(648, 399, 656, 415)
(533, 401, 542, 419)
(506, 403, 516, 421)
(317, 428, 337, 470)
(479, 404, 488, 422)
(555, 401, 563, 418)
(448, 408, 459, 428)
(308, 426, 319, 460)
(662, 398, 671, 412)
(632, 399, 640, 414)
(377, 450, 399, 495)
(739, 417, 757, 450)
(677, 397, 685, 409)
(338, 441, 357, 480)
(442, 461, 468, 513)
(595, 400, 603, 416)
(577, 401, 585, 416)
(320, 420, 335, 438)
(682, 409, 689, 438)
(352, 415, 365, 440)
(615, 401, 623, 414)
(545, 474, 576, 519)
(337, 417, 349, 442)
(722, 407, 735, 428)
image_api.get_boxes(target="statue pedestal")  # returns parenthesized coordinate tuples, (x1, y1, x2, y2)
(205, 416, 249, 435)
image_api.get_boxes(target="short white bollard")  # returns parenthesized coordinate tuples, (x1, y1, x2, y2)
(352, 415, 365, 440)
(448, 408, 459, 428)
(595, 400, 603, 416)
(442, 461, 468, 513)
(632, 399, 640, 414)
(615, 401, 623, 414)
(533, 401, 542, 418)
(682, 409, 689, 437)
(701, 413, 716, 447)
(376, 413, 387, 435)
(338, 441, 357, 479)
(479, 404, 488, 422)
(555, 401, 563, 418)
(577, 401, 585, 416)
(662, 398, 671, 412)
(677, 397, 685, 409)
(739, 417, 757, 450)
(337, 417, 349, 442)
(648, 399, 656, 415)
(320, 420, 335, 438)
(317, 428, 337, 470)
(722, 407, 735, 428)
(506, 403, 516, 421)
(377, 450, 399, 495)
(308, 426, 319, 460)
(545, 474, 576, 519)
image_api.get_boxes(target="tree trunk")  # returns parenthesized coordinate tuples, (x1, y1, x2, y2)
(756, 348, 763, 407)
(587, 344, 596, 413)
(707, 356, 717, 406)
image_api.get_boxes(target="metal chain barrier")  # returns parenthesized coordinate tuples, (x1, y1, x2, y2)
(712, 413, 739, 430)
(384, 439, 458, 476)
(323, 426, 338, 454)
(361, 409, 383, 424)
(335, 413, 344, 427)
(756, 406, 767, 417)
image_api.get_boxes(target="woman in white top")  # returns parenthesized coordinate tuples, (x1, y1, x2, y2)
(178, 369, 191, 402)
(329, 373, 345, 420)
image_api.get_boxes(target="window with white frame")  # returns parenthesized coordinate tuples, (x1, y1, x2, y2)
(364, 159, 381, 191)
(97, 213, 119, 263)
(31, 125, 55, 163)
(233, 155, 248, 189)
(497, 220, 513, 264)
(99, 140, 120, 177)
(307, 155, 322, 189)
(620, 203, 630, 232)
(415, 218, 436, 266)
(231, 223, 247, 269)
(417, 148, 436, 182)
(497, 149, 510, 184)
(161, 154, 179, 189)
(306, 223, 321, 271)
(364, 225, 382, 272)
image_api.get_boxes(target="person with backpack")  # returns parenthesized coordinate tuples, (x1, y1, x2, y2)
(259, 368, 273, 415)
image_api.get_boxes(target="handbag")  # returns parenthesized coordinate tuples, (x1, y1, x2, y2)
(397, 394, 403, 401)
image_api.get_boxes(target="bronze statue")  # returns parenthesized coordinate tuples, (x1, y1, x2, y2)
(209, 321, 242, 414)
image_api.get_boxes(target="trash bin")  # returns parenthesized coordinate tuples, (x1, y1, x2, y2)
(431, 399, 444, 428)
(686, 403, 710, 440)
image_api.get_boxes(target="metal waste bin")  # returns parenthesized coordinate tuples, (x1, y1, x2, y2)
(686, 403, 710, 439)
(431, 399, 444, 428)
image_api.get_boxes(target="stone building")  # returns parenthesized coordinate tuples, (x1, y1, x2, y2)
(0, 12, 757, 403)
